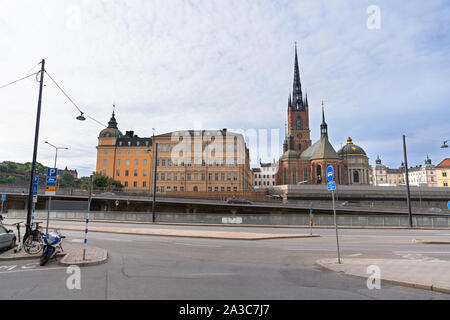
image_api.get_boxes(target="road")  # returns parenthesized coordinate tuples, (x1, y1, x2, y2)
(1, 220, 450, 299)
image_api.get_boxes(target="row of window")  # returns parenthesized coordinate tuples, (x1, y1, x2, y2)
(115, 169, 147, 177)
(156, 172, 239, 181)
(104, 149, 150, 155)
(157, 159, 240, 167)
(156, 144, 239, 152)
(155, 186, 239, 192)
(118, 141, 150, 147)
(255, 181, 275, 186)
(254, 174, 275, 179)
(104, 159, 149, 167)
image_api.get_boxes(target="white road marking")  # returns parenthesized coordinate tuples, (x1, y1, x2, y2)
(0, 267, 66, 274)
(173, 242, 222, 248)
(348, 253, 362, 257)
(285, 248, 335, 252)
(71, 239, 84, 243)
(393, 251, 450, 254)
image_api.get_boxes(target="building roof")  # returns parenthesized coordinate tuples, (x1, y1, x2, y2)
(155, 129, 242, 138)
(252, 168, 261, 173)
(99, 111, 123, 138)
(300, 136, 340, 160)
(280, 149, 300, 161)
(437, 158, 450, 168)
(337, 137, 367, 157)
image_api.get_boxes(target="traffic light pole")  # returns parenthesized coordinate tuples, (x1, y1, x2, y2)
(25, 59, 45, 240)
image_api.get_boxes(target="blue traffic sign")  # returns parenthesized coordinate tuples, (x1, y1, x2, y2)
(326, 165, 334, 182)
(327, 181, 336, 191)
(1, 194, 5, 201)
(46, 168, 57, 187)
(310, 202, 314, 210)
(448, 200, 450, 210)
(33, 176, 39, 195)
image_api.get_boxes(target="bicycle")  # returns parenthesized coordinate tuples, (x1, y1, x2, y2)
(23, 221, 45, 254)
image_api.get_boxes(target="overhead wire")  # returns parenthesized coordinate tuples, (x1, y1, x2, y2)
(0, 72, 39, 90)
(44, 70, 107, 128)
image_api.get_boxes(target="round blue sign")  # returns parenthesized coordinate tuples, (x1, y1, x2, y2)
(448, 200, 450, 210)
(326, 165, 334, 182)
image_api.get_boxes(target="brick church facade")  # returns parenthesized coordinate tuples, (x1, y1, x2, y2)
(275, 45, 346, 186)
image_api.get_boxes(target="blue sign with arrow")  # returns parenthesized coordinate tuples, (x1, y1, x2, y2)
(33, 176, 39, 195)
(326, 165, 334, 182)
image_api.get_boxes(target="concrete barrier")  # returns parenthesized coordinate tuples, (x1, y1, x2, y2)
(4, 209, 450, 228)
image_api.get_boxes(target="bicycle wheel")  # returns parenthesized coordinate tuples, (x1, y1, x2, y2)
(23, 237, 42, 255)
(40, 247, 54, 266)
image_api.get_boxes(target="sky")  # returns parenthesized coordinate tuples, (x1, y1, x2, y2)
(0, 0, 449, 176)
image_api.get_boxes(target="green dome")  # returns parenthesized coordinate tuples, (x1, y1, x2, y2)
(280, 149, 300, 161)
(99, 111, 123, 138)
(337, 137, 367, 157)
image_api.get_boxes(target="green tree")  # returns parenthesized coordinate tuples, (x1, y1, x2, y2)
(58, 171, 75, 188)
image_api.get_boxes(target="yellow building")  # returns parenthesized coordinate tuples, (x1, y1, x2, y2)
(436, 158, 450, 187)
(152, 129, 253, 193)
(96, 112, 152, 190)
(96, 113, 253, 194)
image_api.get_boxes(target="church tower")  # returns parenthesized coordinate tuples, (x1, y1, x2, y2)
(287, 43, 311, 154)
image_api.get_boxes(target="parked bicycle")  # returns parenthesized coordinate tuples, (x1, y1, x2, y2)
(23, 221, 45, 254)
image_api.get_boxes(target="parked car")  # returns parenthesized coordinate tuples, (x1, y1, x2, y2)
(226, 197, 253, 205)
(341, 201, 361, 207)
(0, 225, 16, 251)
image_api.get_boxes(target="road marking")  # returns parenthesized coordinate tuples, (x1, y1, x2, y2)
(393, 251, 450, 254)
(348, 253, 362, 257)
(173, 242, 222, 248)
(0, 267, 66, 274)
(284, 248, 335, 252)
(93, 237, 132, 242)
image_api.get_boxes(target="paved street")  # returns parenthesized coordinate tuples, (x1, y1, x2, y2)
(1, 219, 450, 299)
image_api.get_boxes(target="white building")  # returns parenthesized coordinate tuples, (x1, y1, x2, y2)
(252, 160, 278, 188)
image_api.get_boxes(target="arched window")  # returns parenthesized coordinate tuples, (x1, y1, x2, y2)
(353, 170, 360, 183)
(296, 116, 302, 130)
(193, 186, 198, 192)
(316, 165, 322, 184)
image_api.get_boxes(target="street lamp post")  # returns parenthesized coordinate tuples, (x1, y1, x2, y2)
(44, 141, 68, 233)
(25, 59, 45, 240)
(152, 143, 158, 223)
(403, 135, 413, 228)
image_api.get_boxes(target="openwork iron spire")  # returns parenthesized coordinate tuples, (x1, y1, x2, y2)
(292, 42, 303, 110)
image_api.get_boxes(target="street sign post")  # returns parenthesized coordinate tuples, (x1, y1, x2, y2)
(309, 202, 314, 235)
(45, 168, 57, 233)
(327, 165, 341, 264)
(32, 176, 39, 224)
(1, 194, 5, 214)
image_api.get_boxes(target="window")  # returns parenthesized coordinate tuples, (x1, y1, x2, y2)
(162, 160, 165, 166)
(227, 173, 231, 180)
(143, 170, 147, 177)
(208, 186, 212, 192)
(443, 171, 447, 177)
(215, 173, 219, 181)
(134, 170, 138, 177)
(126, 159, 130, 166)
(353, 170, 360, 183)
(117, 159, 120, 166)
(161, 173, 165, 180)
(221, 187, 225, 192)
(227, 187, 231, 191)
(444, 182, 448, 187)
(221, 173, 225, 181)
(168, 160, 172, 166)
(209, 173, 212, 180)
(167, 173, 171, 180)
(103, 159, 107, 166)
(173, 186, 177, 191)
(128, 141, 131, 146)
(118, 150, 122, 154)
(125, 170, 129, 177)
(233, 187, 237, 192)
(144, 159, 147, 166)
(133, 181, 137, 188)
(135, 150, 139, 155)
(193, 173, 198, 181)
(193, 186, 198, 192)
(174, 174, 178, 181)
(143, 181, 146, 187)
(180, 186, 184, 192)
(104, 150, 108, 155)
(296, 116, 302, 130)
(187, 173, 191, 181)
(135, 159, 138, 166)
(116, 170, 120, 177)
(162, 145, 166, 152)
(201, 173, 205, 181)
(214, 187, 218, 192)
(233, 173, 237, 181)
(124, 181, 128, 187)
(102, 169, 106, 176)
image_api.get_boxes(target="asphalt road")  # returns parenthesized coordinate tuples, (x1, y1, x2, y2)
(1, 220, 450, 299)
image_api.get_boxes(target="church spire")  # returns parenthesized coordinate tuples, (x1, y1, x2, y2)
(108, 104, 118, 128)
(320, 100, 328, 139)
(292, 42, 303, 110)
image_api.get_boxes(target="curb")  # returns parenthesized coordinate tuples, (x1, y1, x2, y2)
(315, 259, 450, 295)
(4, 218, 450, 230)
(58, 249, 108, 267)
(0, 252, 65, 262)
(413, 239, 450, 244)
(49, 225, 321, 240)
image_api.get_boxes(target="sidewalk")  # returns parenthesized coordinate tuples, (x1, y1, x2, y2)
(0, 242, 108, 267)
(48, 224, 320, 240)
(316, 258, 450, 294)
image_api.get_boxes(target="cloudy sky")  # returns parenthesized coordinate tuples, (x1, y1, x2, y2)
(1, 0, 449, 176)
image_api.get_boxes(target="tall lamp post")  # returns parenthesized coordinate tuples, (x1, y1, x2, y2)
(44, 141, 68, 233)
(403, 135, 413, 228)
